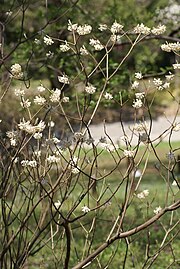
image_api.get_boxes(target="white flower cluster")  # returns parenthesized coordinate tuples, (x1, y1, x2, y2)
(110, 21, 124, 34)
(151, 25, 166, 35)
(82, 205, 90, 213)
(161, 42, 180, 52)
(89, 39, 104, 51)
(135, 72, 143, 79)
(6, 131, 18, 147)
(137, 189, 149, 199)
(67, 20, 92, 35)
(33, 132, 42, 139)
(69, 156, 80, 174)
(11, 63, 23, 79)
(77, 24, 92, 35)
(37, 85, 46, 92)
(98, 24, 108, 32)
(132, 92, 144, 109)
(46, 51, 54, 58)
(67, 20, 78, 31)
(104, 92, 113, 100)
(20, 99, 31, 108)
(131, 81, 139, 89)
(50, 88, 61, 103)
(14, 88, 25, 96)
(154, 206, 162, 214)
(58, 75, 69, 84)
(133, 99, 143, 109)
(59, 41, 70, 52)
(18, 119, 46, 134)
(85, 83, 96, 94)
(123, 149, 135, 158)
(153, 78, 170, 90)
(80, 45, 89, 55)
(47, 155, 61, 164)
(34, 95, 46, 105)
(135, 92, 145, 99)
(21, 159, 37, 167)
(134, 23, 151, 35)
(173, 63, 180, 69)
(62, 96, 69, 103)
(43, 35, 54, 45)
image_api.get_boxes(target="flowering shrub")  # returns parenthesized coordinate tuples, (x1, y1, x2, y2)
(0, 4, 180, 269)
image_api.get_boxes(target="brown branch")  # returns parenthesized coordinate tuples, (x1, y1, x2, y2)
(72, 200, 180, 269)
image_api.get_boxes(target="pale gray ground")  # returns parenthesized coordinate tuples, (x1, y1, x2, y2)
(88, 115, 180, 146)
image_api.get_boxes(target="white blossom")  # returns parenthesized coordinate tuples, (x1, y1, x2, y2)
(50, 88, 61, 103)
(85, 83, 96, 94)
(71, 167, 79, 174)
(132, 99, 143, 108)
(161, 42, 180, 52)
(20, 99, 31, 108)
(98, 24, 108, 31)
(28, 160, 37, 167)
(165, 73, 174, 81)
(104, 92, 113, 100)
(52, 137, 60, 144)
(134, 23, 151, 35)
(43, 35, 54, 45)
(80, 45, 89, 55)
(36, 121, 46, 132)
(62, 96, 69, 103)
(110, 21, 124, 34)
(82, 205, 90, 213)
(131, 81, 139, 89)
(46, 51, 54, 58)
(154, 206, 162, 214)
(135, 92, 145, 100)
(6, 131, 17, 139)
(137, 189, 149, 199)
(21, 160, 37, 167)
(135, 72, 143, 79)
(163, 82, 170, 89)
(33, 132, 42, 139)
(173, 63, 180, 69)
(34, 96, 46, 105)
(58, 75, 69, 84)
(10, 138, 17, 147)
(60, 41, 70, 52)
(89, 39, 104, 51)
(48, 121, 55, 127)
(172, 180, 177, 186)
(18, 119, 45, 134)
(34, 38, 41, 45)
(153, 78, 163, 87)
(151, 25, 166, 35)
(33, 150, 41, 157)
(37, 85, 46, 92)
(67, 20, 78, 31)
(47, 155, 60, 164)
(77, 24, 92, 35)
(14, 88, 25, 96)
(11, 63, 23, 79)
